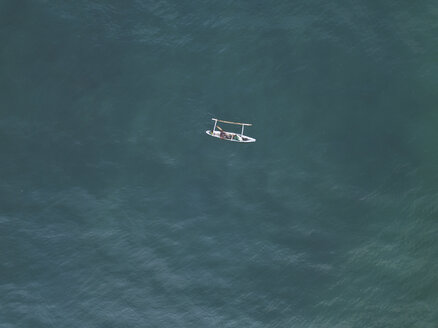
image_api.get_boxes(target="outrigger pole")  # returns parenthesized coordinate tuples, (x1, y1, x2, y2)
(212, 118, 252, 136)
(212, 118, 252, 126)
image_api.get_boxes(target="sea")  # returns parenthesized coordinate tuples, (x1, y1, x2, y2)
(1, 0, 437, 327)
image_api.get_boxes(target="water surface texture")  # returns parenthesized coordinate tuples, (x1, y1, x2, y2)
(1, 1, 437, 327)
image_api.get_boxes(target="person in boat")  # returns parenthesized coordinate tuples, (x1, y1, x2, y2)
(220, 130, 233, 139)
(233, 134, 242, 141)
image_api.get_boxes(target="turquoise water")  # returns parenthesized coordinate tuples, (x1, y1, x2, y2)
(1, 1, 437, 327)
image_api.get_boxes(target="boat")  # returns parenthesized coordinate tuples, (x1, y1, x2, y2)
(206, 118, 256, 143)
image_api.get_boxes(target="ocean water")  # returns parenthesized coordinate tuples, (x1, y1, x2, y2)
(1, 0, 437, 327)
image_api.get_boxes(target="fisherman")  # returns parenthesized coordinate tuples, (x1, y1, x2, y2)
(233, 134, 242, 141)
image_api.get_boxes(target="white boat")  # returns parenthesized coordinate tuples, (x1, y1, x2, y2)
(206, 118, 256, 143)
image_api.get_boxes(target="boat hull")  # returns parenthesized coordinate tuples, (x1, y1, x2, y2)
(206, 130, 256, 143)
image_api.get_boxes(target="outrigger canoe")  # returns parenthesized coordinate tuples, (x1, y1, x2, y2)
(206, 118, 256, 143)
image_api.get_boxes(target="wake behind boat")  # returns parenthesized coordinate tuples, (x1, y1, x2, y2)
(206, 118, 256, 143)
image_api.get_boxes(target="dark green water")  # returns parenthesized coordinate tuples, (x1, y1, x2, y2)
(1, 1, 437, 327)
